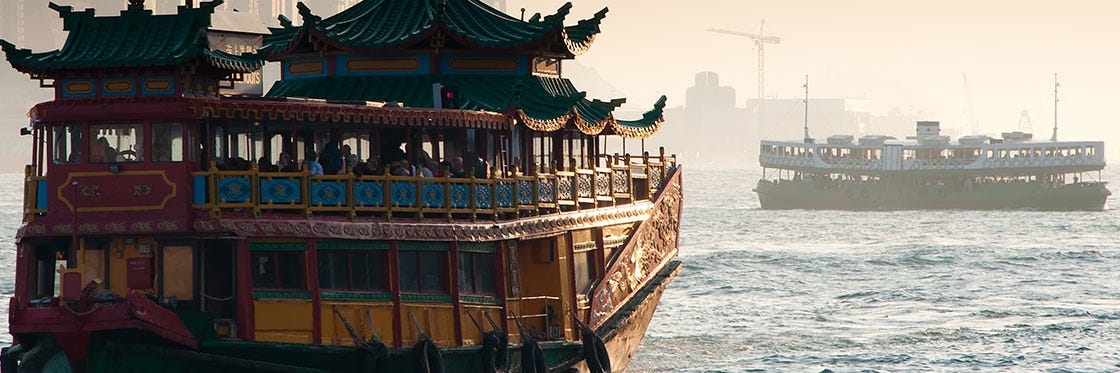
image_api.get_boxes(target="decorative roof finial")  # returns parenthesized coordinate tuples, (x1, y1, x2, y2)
(127, 0, 145, 10)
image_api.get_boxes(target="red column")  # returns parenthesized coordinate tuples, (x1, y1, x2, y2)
(235, 240, 255, 340)
(450, 242, 463, 345)
(13, 243, 28, 307)
(308, 239, 322, 344)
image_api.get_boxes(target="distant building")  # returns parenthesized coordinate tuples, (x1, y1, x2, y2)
(686, 71, 735, 109)
(747, 98, 871, 142)
(480, 0, 508, 12)
(867, 107, 921, 139)
(656, 72, 753, 164)
(0, 0, 63, 50)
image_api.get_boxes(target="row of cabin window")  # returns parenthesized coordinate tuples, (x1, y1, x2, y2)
(52, 123, 188, 164)
(985, 146, 1097, 159)
(250, 250, 497, 295)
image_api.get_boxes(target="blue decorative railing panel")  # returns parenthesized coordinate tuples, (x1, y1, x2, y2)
(421, 182, 445, 208)
(577, 173, 593, 199)
(613, 169, 630, 194)
(475, 184, 493, 209)
(538, 179, 555, 203)
(260, 177, 302, 204)
(449, 183, 470, 208)
(596, 171, 611, 197)
(517, 180, 534, 205)
(557, 176, 573, 201)
(311, 180, 346, 206)
(496, 182, 515, 208)
(218, 176, 251, 203)
(391, 181, 416, 207)
(353, 181, 384, 207)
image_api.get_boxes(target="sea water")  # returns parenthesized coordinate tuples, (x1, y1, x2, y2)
(0, 166, 1117, 371)
(630, 164, 1120, 372)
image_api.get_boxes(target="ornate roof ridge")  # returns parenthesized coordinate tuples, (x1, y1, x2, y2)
(267, 0, 605, 58)
(264, 74, 664, 138)
(2, 0, 262, 76)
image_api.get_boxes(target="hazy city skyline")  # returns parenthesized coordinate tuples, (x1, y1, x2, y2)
(1, 0, 1119, 162)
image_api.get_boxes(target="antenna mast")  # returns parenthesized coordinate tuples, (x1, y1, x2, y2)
(803, 75, 811, 143)
(1051, 73, 1059, 142)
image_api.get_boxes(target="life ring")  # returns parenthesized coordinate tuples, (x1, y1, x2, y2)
(520, 339, 547, 373)
(480, 331, 509, 373)
(581, 328, 611, 373)
(413, 338, 445, 373)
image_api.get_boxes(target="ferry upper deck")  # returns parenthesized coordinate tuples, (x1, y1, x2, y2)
(760, 121, 1105, 174)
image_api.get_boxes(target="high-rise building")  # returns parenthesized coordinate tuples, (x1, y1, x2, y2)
(686, 71, 736, 109)
(746, 97, 872, 141)
(480, 0, 507, 12)
(658, 72, 753, 163)
(1, 0, 58, 50)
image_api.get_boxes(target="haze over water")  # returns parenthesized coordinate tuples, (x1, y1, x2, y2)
(630, 164, 1120, 371)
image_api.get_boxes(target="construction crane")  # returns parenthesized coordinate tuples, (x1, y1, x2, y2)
(708, 20, 782, 102)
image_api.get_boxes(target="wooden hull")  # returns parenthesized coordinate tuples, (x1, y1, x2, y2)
(6, 166, 685, 372)
(598, 261, 681, 372)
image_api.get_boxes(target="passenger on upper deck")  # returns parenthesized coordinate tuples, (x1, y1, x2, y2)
(258, 157, 278, 172)
(278, 152, 299, 172)
(306, 151, 324, 176)
(451, 157, 466, 178)
(320, 136, 342, 175)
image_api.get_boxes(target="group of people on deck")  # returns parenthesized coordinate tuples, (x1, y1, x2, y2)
(227, 135, 491, 179)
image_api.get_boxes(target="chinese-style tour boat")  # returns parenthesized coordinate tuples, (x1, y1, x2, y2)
(756, 120, 1108, 210)
(0, 1, 682, 371)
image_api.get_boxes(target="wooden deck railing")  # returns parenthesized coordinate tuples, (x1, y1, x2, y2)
(188, 151, 676, 221)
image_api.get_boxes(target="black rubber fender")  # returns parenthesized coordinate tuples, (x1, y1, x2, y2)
(480, 333, 500, 373)
(413, 338, 444, 373)
(359, 339, 390, 373)
(581, 329, 611, 373)
(519, 339, 547, 373)
(491, 331, 509, 372)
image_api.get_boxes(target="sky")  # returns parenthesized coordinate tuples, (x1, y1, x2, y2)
(4, 0, 1120, 144)
(507, 0, 1120, 141)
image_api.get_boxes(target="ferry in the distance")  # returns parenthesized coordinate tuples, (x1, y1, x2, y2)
(756, 119, 1108, 210)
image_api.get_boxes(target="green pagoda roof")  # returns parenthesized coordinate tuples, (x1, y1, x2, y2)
(266, 75, 665, 138)
(263, 0, 608, 58)
(0, 0, 266, 76)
